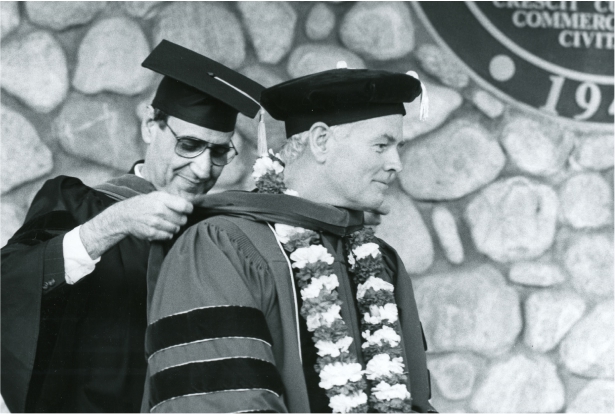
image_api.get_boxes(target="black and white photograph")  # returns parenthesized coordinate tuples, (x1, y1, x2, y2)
(1, 1, 613, 413)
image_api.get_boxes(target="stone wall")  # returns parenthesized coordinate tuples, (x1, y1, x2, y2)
(1, 2, 613, 412)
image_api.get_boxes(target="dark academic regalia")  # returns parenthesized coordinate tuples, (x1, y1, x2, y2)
(143, 192, 434, 413)
(1, 173, 156, 413)
(2, 38, 265, 413)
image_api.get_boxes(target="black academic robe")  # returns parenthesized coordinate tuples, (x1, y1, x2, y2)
(1, 173, 156, 413)
(143, 192, 435, 413)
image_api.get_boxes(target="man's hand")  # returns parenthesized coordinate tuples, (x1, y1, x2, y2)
(79, 192, 194, 259)
(109, 191, 194, 240)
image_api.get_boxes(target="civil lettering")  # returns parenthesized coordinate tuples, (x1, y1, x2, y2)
(581, 31, 596, 47)
(558, 30, 614, 49)
(558, 30, 574, 47)
(571, 30, 582, 47)
(595, 31, 606, 48)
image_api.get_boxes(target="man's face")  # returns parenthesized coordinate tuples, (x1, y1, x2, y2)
(325, 114, 404, 211)
(142, 112, 233, 202)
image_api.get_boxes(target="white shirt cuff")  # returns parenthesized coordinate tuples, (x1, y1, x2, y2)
(63, 226, 101, 284)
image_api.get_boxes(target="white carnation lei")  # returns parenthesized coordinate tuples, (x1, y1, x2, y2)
(273, 223, 305, 244)
(319, 362, 364, 389)
(314, 336, 353, 357)
(363, 303, 399, 324)
(329, 392, 368, 413)
(301, 274, 339, 300)
(362, 325, 401, 348)
(357, 276, 394, 299)
(365, 354, 405, 380)
(257, 148, 414, 412)
(290, 245, 334, 269)
(252, 155, 284, 180)
(352, 242, 381, 260)
(372, 381, 411, 401)
(306, 304, 342, 331)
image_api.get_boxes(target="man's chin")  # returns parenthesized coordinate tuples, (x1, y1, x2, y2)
(170, 183, 213, 202)
(362, 200, 390, 226)
(372, 201, 391, 215)
(353, 197, 389, 214)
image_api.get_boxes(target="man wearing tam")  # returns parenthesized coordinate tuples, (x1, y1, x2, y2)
(1, 40, 265, 413)
(143, 66, 436, 413)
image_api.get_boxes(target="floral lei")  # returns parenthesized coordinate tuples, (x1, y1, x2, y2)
(252, 152, 413, 413)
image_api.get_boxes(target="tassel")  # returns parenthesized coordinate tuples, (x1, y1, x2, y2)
(406, 71, 429, 121)
(257, 108, 268, 156)
(212, 74, 266, 146)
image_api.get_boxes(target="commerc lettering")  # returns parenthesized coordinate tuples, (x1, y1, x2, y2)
(512, 11, 614, 31)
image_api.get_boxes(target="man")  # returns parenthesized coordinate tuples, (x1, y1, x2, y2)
(1, 40, 264, 413)
(143, 67, 436, 413)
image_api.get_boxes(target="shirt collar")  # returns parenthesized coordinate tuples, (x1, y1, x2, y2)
(134, 163, 145, 179)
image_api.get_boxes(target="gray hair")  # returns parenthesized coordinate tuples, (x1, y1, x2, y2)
(278, 124, 351, 165)
(152, 107, 169, 128)
(279, 131, 309, 165)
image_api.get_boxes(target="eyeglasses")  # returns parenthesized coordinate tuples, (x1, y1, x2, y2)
(163, 120, 238, 166)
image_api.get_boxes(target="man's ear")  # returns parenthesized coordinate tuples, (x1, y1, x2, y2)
(308, 122, 332, 163)
(141, 105, 157, 145)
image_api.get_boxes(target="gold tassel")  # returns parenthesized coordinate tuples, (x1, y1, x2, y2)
(406, 71, 429, 121)
(257, 108, 268, 156)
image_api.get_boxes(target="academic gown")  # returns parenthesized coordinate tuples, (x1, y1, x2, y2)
(1, 173, 156, 413)
(143, 191, 435, 413)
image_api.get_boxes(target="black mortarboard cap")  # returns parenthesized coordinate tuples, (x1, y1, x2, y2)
(261, 68, 423, 137)
(142, 40, 265, 132)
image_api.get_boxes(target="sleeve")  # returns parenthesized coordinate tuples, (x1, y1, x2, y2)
(144, 221, 288, 413)
(379, 240, 437, 413)
(0, 176, 101, 413)
(63, 226, 101, 284)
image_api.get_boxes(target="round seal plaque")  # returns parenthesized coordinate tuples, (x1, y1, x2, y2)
(413, 1, 614, 129)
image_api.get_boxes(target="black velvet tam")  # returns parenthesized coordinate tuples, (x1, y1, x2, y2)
(142, 40, 264, 132)
(260, 68, 422, 137)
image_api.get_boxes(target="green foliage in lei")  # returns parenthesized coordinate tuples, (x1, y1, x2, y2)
(255, 153, 288, 194)
(255, 169, 287, 194)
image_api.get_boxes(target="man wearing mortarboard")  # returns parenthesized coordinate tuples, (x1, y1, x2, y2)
(1, 40, 265, 413)
(143, 64, 437, 413)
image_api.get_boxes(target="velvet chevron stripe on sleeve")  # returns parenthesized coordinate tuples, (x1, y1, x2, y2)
(145, 305, 273, 358)
(149, 357, 285, 410)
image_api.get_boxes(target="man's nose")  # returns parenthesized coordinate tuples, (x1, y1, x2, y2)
(385, 148, 403, 173)
(190, 149, 212, 180)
